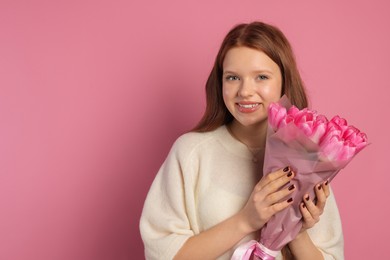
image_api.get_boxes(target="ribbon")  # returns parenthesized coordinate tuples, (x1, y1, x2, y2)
(231, 240, 278, 260)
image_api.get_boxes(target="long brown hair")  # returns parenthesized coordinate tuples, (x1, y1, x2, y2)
(193, 21, 308, 132)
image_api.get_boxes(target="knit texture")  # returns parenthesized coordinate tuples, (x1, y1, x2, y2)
(140, 126, 344, 259)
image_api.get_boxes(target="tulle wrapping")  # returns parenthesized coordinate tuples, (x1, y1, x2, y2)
(258, 96, 351, 252)
(232, 96, 366, 260)
(259, 122, 346, 251)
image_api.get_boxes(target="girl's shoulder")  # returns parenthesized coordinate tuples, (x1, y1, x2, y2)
(171, 125, 227, 155)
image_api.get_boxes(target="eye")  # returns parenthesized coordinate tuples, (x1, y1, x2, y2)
(225, 75, 240, 81)
(258, 75, 269, 80)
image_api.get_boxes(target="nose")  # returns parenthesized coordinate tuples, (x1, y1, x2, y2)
(238, 79, 255, 97)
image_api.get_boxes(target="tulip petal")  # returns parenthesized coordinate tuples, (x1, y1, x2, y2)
(268, 103, 287, 130)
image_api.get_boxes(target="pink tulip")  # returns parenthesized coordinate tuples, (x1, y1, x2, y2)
(320, 135, 344, 161)
(289, 108, 327, 144)
(279, 114, 294, 128)
(268, 103, 287, 130)
(320, 135, 357, 161)
(328, 115, 348, 135)
(310, 115, 328, 144)
(340, 140, 358, 161)
(267, 100, 368, 162)
(320, 121, 343, 146)
(330, 115, 348, 128)
(343, 125, 368, 152)
(293, 108, 316, 136)
(287, 106, 300, 117)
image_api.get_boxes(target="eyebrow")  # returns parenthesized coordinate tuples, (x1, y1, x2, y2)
(223, 69, 274, 75)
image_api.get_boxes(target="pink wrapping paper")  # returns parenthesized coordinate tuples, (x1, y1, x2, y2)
(232, 96, 367, 260)
(259, 122, 346, 250)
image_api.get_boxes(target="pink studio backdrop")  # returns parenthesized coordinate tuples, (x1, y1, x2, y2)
(0, 0, 389, 259)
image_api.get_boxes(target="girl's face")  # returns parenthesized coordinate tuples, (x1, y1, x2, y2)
(222, 46, 282, 129)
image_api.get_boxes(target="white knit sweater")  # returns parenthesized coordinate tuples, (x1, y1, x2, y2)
(140, 125, 344, 259)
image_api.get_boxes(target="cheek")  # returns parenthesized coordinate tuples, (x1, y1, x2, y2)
(222, 85, 237, 112)
(222, 86, 229, 107)
(222, 85, 234, 101)
(259, 82, 282, 99)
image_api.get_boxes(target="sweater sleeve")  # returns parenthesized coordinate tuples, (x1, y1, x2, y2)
(307, 186, 344, 260)
(139, 136, 197, 260)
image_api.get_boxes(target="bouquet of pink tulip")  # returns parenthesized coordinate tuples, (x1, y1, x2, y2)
(232, 96, 368, 260)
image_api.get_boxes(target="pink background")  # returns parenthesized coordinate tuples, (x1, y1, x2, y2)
(0, 0, 389, 259)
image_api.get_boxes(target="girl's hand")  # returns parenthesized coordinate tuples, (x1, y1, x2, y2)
(299, 180, 330, 232)
(239, 166, 296, 233)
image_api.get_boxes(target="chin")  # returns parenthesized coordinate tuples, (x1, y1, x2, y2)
(236, 118, 268, 128)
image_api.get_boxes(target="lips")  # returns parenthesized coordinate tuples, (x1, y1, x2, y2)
(236, 102, 260, 113)
(238, 103, 259, 108)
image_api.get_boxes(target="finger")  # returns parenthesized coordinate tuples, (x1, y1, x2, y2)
(256, 166, 293, 190)
(300, 202, 313, 222)
(257, 168, 295, 194)
(314, 183, 327, 211)
(264, 183, 296, 205)
(268, 196, 294, 215)
(322, 180, 330, 197)
(303, 194, 321, 220)
(299, 202, 316, 228)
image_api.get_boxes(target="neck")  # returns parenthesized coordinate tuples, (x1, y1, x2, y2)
(228, 120, 267, 149)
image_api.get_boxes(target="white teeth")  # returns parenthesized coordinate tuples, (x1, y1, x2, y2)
(239, 103, 258, 108)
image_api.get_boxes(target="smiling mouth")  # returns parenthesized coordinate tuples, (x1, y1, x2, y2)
(237, 103, 260, 108)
